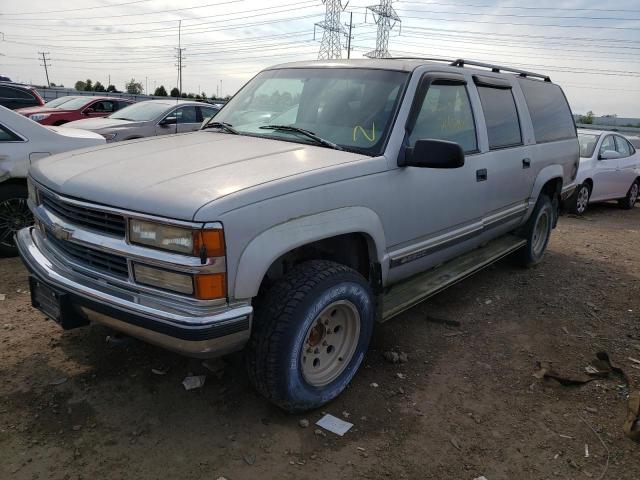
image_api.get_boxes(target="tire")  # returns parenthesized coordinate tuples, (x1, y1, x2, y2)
(245, 260, 375, 412)
(618, 180, 639, 210)
(0, 184, 33, 257)
(516, 193, 554, 268)
(567, 182, 591, 215)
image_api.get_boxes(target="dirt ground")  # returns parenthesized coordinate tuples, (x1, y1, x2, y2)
(1, 203, 639, 480)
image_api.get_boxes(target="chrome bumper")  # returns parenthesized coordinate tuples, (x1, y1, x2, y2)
(16, 227, 252, 358)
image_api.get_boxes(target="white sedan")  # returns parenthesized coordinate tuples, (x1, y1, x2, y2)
(567, 129, 640, 215)
(0, 106, 105, 256)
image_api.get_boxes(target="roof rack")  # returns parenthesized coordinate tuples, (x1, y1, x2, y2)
(390, 57, 551, 82)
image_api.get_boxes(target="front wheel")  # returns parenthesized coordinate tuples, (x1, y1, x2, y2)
(516, 193, 553, 268)
(618, 180, 639, 210)
(567, 182, 590, 215)
(0, 184, 33, 257)
(245, 260, 374, 412)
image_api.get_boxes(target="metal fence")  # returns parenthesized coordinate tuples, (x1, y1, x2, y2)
(35, 87, 170, 102)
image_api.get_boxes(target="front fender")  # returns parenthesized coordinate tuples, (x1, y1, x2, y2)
(233, 206, 387, 300)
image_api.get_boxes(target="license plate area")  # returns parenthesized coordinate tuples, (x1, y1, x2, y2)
(29, 277, 89, 329)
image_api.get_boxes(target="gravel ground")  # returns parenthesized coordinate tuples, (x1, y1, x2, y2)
(0, 202, 639, 480)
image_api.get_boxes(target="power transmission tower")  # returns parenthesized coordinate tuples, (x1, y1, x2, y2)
(315, 0, 347, 60)
(365, 0, 401, 59)
(39, 52, 51, 86)
(174, 20, 186, 95)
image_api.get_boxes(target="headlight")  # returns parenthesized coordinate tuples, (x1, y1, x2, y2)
(29, 114, 50, 122)
(129, 219, 225, 257)
(101, 133, 117, 141)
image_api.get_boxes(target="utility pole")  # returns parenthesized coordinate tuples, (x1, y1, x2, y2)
(315, 0, 347, 60)
(346, 11, 353, 59)
(39, 52, 51, 87)
(365, 0, 401, 59)
(145, 76, 148, 95)
(175, 20, 186, 95)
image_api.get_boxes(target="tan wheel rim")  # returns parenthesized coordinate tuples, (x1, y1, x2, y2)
(300, 300, 361, 387)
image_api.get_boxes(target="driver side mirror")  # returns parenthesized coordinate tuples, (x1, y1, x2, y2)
(83, 108, 95, 115)
(159, 116, 177, 126)
(399, 139, 465, 168)
(599, 150, 621, 160)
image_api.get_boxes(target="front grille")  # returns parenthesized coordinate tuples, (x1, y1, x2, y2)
(47, 234, 129, 279)
(42, 193, 126, 237)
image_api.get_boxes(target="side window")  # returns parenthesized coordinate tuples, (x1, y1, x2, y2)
(518, 79, 576, 143)
(118, 101, 132, 110)
(615, 136, 631, 157)
(92, 101, 115, 113)
(200, 106, 219, 121)
(175, 106, 198, 124)
(0, 86, 32, 99)
(476, 86, 521, 149)
(0, 124, 22, 141)
(408, 82, 477, 153)
(600, 136, 616, 155)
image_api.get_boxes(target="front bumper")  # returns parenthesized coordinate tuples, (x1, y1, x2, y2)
(16, 227, 252, 358)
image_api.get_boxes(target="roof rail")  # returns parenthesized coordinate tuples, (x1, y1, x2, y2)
(389, 56, 551, 82)
(450, 59, 551, 82)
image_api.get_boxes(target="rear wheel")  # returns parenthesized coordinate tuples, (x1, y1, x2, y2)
(618, 180, 639, 210)
(0, 184, 32, 257)
(516, 193, 553, 268)
(245, 260, 374, 412)
(567, 182, 590, 215)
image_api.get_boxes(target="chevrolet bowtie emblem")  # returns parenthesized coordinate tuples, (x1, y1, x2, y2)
(50, 224, 73, 241)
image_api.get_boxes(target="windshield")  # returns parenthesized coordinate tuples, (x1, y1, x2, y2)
(46, 96, 77, 108)
(109, 102, 170, 121)
(212, 68, 409, 155)
(56, 97, 95, 110)
(578, 133, 599, 158)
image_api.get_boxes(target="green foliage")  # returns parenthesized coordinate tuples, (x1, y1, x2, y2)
(579, 110, 594, 124)
(125, 78, 143, 94)
(93, 81, 106, 92)
(154, 85, 168, 96)
(106, 84, 117, 93)
(74, 80, 86, 91)
(170, 87, 180, 97)
(84, 79, 93, 91)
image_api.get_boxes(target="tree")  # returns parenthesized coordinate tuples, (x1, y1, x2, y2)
(154, 85, 168, 96)
(93, 81, 106, 92)
(201, 92, 207, 100)
(84, 79, 93, 91)
(74, 80, 86, 91)
(170, 87, 180, 97)
(578, 110, 594, 125)
(106, 84, 118, 93)
(125, 78, 143, 94)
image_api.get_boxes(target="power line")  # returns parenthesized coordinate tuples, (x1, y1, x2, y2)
(397, 1, 640, 14)
(1, 0, 155, 16)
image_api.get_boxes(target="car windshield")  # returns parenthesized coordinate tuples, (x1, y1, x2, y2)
(55, 97, 95, 110)
(109, 102, 171, 121)
(578, 133, 599, 157)
(46, 97, 77, 108)
(211, 68, 409, 155)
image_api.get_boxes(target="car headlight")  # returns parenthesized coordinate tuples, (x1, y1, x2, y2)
(29, 113, 51, 122)
(101, 133, 118, 141)
(129, 219, 225, 257)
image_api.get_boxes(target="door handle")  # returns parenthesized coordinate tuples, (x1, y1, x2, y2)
(522, 158, 531, 169)
(476, 169, 488, 182)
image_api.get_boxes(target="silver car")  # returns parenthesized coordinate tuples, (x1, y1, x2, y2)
(64, 99, 220, 142)
(566, 129, 640, 214)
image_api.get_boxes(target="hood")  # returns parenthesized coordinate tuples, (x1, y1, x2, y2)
(47, 126, 107, 141)
(17, 107, 71, 116)
(64, 117, 138, 130)
(30, 131, 367, 221)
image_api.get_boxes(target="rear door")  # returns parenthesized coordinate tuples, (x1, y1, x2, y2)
(614, 135, 638, 196)
(85, 100, 116, 118)
(473, 75, 531, 226)
(591, 135, 620, 201)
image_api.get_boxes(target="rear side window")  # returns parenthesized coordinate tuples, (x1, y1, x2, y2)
(600, 135, 615, 155)
(0, 86, 33, 99)
(477, 86, 521, 149)
(615, 136, 632, 157)
(0, 124, 22, 141)
(409, 83, 477, 153)
(518, 79, 576, 143)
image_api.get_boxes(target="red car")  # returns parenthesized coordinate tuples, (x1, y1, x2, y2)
(16, 96, 135, 126)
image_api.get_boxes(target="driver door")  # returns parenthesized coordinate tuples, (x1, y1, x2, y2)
(591, 135, 620, 201)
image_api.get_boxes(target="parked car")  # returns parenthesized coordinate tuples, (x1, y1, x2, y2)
(0, 82, 45, 110)
(566, 129, 639, 214)
(0, 106, 105, 256)
(16, 96, 134, 126)
(64, 99, 221, 142)
(18, 59, 578, 411)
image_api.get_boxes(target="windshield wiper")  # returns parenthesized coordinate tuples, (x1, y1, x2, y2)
(202, 121, 239, 135)
(259, 125, 343, 150)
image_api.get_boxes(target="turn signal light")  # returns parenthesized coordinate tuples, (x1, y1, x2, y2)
(194, 229, 225, 258)
(194, 273, 226, 300)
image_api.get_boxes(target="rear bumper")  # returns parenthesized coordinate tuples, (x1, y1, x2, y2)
(16, 227, 252, 358)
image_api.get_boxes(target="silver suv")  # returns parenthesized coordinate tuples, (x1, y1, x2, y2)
(17, 59, 579, 411)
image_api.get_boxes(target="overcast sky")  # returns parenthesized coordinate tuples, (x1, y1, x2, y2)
(1, 0, 639, 116)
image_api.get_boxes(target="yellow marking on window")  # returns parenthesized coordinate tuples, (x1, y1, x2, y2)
(353, 123, 376, 143)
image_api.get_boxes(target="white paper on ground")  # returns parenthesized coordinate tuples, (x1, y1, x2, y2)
(316, 414, 353, 436)
(182, 375, 206, 390)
